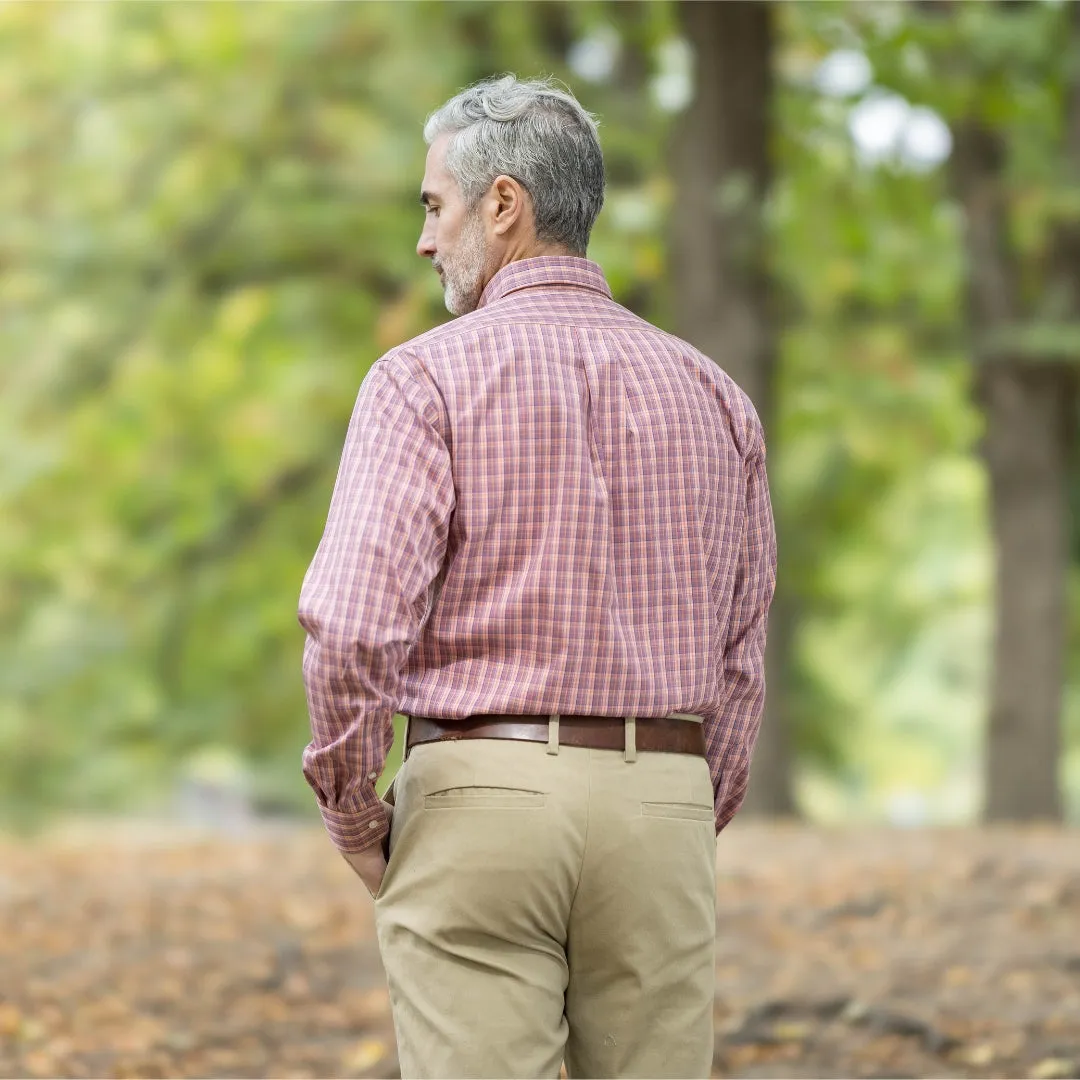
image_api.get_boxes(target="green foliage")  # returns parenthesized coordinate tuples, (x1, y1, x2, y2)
(1, 0, 1077, 828)
(0, 1, 457, 821)
(0, 1, 677, 825)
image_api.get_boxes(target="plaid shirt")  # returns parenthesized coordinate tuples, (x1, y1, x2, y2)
(299, 257, 777, 854)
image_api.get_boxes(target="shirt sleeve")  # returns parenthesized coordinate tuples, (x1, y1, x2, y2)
(298, 355, 455, 855)
(702, 435, 778, 835)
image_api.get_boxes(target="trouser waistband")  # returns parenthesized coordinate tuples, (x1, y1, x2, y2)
(403, 713, 705, 763)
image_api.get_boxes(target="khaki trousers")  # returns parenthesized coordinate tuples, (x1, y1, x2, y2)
(373, 723, 717, 1079)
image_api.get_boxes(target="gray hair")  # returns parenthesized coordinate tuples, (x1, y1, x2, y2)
(423, 74, 606, 256)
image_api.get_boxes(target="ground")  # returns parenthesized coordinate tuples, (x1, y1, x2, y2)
(1, 821, 1078, 1079)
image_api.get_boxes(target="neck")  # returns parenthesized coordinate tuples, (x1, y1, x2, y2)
(477, 236, 581, 302)
(525, 239, 577, 260)
(499, 237, 579, 269)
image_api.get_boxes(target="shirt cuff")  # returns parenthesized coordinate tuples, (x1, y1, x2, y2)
(318, 799, 391, 855)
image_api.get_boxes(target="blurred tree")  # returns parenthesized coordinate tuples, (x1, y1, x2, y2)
(0, 0, 678, 826)
(2, 0, 1075, 831)
(0, 0, 487, 820)
(770, 1, 990, 820)
(960, 0, 1080, 821)
(670, 0, 795, 814)
(868, 0, 1079, 820)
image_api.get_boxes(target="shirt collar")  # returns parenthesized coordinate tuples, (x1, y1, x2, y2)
(477, 256, 613, 309)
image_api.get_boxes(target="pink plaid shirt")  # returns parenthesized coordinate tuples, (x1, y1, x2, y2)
(299, 256, 777, 854)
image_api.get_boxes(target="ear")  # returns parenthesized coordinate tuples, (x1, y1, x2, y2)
(489, 174, 528, 237)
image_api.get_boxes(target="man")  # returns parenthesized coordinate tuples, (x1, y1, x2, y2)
(299, 74, 777, 1079)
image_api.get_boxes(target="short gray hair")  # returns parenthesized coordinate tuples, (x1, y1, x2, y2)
(424, 74, 605, 256)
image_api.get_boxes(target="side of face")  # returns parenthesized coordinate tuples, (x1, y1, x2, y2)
(416, 133, 532, 316)
(416, 134, 485, 315)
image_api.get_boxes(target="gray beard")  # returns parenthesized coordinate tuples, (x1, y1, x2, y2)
(437, 212, 489, 316)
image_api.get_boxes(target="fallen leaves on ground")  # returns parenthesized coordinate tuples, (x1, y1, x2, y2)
(1, 821, 1079, 1078)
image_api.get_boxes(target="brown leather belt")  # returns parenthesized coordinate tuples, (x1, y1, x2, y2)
(404, 713, 705, 758)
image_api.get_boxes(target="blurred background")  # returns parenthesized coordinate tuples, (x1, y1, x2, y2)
(3, 0, 1080, 838)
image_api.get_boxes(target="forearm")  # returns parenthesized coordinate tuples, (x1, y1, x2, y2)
(702, 689, 761, 835)
(298, 356, 454, 857)
(300, 636, 395, 855)
(704, 442, 776, 834)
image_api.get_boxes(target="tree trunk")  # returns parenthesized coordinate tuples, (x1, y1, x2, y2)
(671, 0, 794, 814)
(982, 367, 1069, 820)
(951, 116, 1070, 822)
(671, 0, 774, 412)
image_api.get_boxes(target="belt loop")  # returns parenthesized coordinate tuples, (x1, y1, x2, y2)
(547, 714, 560, 755)
(624, 716, 637, 763)
(403, 714, 412, 762)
